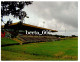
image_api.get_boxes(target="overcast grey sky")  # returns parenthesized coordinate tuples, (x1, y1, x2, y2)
(2, 1, 78, 36)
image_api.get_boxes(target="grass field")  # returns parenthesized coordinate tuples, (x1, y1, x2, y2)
(1, 37, 78, 61)
(1, 38, 18, 45)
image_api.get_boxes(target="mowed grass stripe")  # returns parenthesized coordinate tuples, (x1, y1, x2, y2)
(1, 50, 60, 61)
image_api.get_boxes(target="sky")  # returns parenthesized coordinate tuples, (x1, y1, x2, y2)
(2, 1, 78, 36)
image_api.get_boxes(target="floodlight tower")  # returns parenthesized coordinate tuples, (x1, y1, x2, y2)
(65, 28, 66, 36)
(65, 28, 66, 39)
(43, 21, 45, 28)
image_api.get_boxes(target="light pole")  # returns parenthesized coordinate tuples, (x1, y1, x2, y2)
(43, 21, 45, 28)
(65, 28, 66, 39)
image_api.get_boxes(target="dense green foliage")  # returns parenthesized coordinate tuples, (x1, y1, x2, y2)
(1, 37, 78, 60)
(1, 1, 32, 20)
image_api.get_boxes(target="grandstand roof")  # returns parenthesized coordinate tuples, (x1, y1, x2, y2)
(2, 22, 58, 32)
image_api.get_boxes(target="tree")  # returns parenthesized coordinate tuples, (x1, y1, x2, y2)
(1, 1, 33, 38)
(1, 1, 33, 23)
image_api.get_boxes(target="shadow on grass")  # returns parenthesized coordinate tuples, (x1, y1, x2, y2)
(1, 43, 20, 47)
(1, 41, 47, 47)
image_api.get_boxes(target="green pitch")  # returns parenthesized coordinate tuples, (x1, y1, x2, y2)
(1, 37, 78, 61)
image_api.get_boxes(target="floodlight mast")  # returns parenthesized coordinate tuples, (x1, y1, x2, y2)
(65, 28, 66, 39)
(43, 21, 45, 28)
(65, 29, 66, 36)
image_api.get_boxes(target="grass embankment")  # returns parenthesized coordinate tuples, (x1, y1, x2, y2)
(1, 38, 18, 45)
(1, 37, 78, 61)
